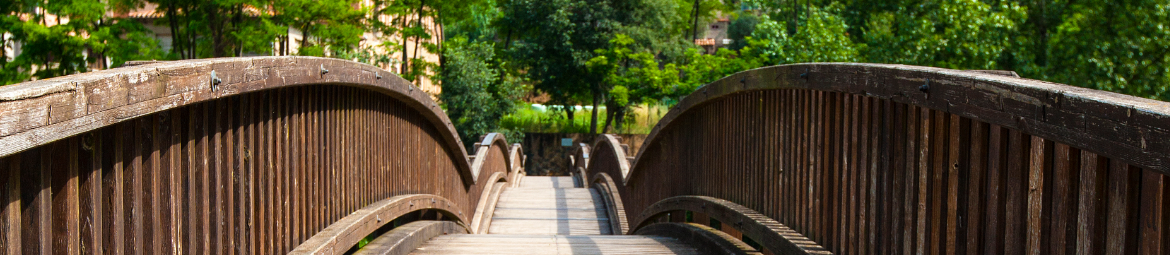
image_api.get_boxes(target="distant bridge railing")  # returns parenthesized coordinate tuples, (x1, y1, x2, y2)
(0, 57, 521, 254)
(581, 63, 1170, 255)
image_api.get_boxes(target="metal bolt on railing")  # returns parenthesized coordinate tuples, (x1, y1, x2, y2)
(210, 70, 222, 91)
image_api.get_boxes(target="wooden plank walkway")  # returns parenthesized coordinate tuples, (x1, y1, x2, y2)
(408, 177, 700, 254)
(410, 235, 700, 254)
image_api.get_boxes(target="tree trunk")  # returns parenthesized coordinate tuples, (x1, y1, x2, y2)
(791, 0, 798, 34)
(401, 12, 411, 75)
(234, 5, 243, 56)
(411, 0, 426, 81)
(504, 28, 514, 49)
(690, 0, 701, 41)
(614, 108, 625, 131)
(589, 84, 601, 134)
(601, 108, 615, 134)
(300, 26, 310, 54)
(210, 4, 223, 57)
(165, 2, 183, 59)
(565, 105, 575, 123)
(436, 5, 444, 67)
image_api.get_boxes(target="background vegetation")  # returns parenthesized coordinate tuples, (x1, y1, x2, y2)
(2, 0, 1167, 145)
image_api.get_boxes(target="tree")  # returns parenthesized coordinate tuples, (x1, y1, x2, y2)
(275, 0, 366, 57)
(727, 14, 759, 51)
(439, 37, 525, 148)
(587, 34, 684, 132)
(860, 0, 1025, 69)
(3, 0, 163, 84)
(1032, 0, 1170, 100)
(501, 0, 681, 134)
(750, 5, 859, 65)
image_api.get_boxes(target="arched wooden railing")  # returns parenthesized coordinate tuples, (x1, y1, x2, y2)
(0, 57, 518, 254)
(583, 63, 1170, 255)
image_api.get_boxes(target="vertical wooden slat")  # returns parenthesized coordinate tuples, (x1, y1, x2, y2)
(220, 97, 234, 255)
(966, 121, 989, 255)
(927, 110, 947, 255)
(141, 117, 158, 255)
(198, 103, 211, 255)
(903, 105, 919, 255)
(276, 89, 287, 253)
(1, 155, 19, 254)
(887, 101, 906, 255)
(946, 115, 971, 255)
(24, 147, 50, 254)
(79, 132, 102, 255)
(1048, 143, 1080, 255)
(102, 126, 124, 255)
(865, 97, 879, 254)
(1137, 170, 1163, 255)
(173, 108, 189, 255)
(1003, 130, 1029, 255)
(51, 138, 80, 255)
(124, 120, 142, 255)
(1025, 136, 1052, 255)
(846, 95, 859, 255)
(243, 94, 255, 255)
(1106, 163, 1141, 254)
(984, 125, 1008, 254)
(158, 112, 176, 255)
(1074, 151, 1107, 255)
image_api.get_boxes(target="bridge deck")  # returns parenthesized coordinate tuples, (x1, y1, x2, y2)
(408, 176, 700, 254)
(410, 235, 700, 254)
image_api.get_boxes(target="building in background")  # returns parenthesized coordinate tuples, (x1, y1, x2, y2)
(694, 15, 731, 54)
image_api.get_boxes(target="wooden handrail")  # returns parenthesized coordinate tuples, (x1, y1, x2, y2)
(0, 57, 516, 254)
(584, 63, 1170, 254)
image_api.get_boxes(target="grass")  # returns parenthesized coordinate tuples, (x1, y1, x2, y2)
(500, 104, 670, 134)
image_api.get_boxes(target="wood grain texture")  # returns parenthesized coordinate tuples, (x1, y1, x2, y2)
(581, 63, 1170, 255)
(410, 234, 700, 255)
(0, 81, 522, 254)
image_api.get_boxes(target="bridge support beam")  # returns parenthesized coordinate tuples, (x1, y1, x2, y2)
(633, 195, 831, 255)
(291, 194, 467, 254)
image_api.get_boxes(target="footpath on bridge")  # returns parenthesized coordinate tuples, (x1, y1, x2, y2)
(409, 176, 700, 254)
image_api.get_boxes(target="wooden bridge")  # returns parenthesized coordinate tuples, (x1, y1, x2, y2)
(0, 57, 1168, 255)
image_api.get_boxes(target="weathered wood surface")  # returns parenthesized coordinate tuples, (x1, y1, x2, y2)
(409, 235, 700, 255)
(633, 195, 830, 255)
(487, 177, 612, 235)
(584, 63, 1170, 255)
(0, 57, 523, 254)
(353, 221, 466, 255)
(634, 222, 762, 255)
(290, 195, 467, 254)
(518, 176, 578, 188)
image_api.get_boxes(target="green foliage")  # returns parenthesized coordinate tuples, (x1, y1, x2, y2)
(439, 37, 526, 148)
(499, 105, 665, 134)
(752, 5, 859, 65)
(3, 0, 163, 84)
(499, 0, 683, 133)
(861, 0, 1025, 69)
(1023, 0, 1170, 100)
(586, 34, 685, 131)
(276, 0, 367, 56)
(727, 14, 759, 51)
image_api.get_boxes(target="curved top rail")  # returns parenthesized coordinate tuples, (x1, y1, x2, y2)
(470, 133, 513, 179)
(0, 56, 480, 184)
(589, 134, 632, 183)
(631, 63, 1170, 179)
(508, 143, 525, 175)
